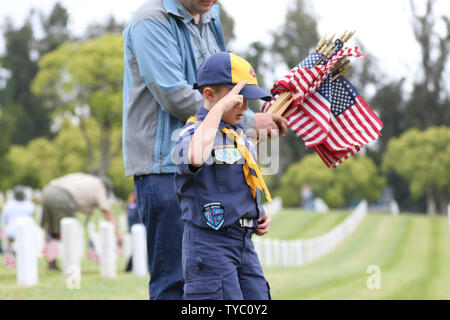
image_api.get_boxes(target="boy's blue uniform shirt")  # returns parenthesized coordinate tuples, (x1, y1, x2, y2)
(172, 107, 265, 230)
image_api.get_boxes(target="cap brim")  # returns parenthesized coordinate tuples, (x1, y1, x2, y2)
(226, 84, 272, 101)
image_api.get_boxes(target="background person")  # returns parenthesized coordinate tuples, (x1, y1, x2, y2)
(301, 185, 315, 211)
(1, 187, 35, 253)
(41, 172, 121, 269)
(124, 190, 140, 272)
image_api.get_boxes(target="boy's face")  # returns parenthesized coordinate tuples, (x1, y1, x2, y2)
(212, 86, 249, 126)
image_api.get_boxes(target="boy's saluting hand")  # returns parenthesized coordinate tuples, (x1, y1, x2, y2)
(214, 81, 247, 113)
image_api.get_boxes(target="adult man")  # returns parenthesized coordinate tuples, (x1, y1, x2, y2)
(41, 173, 121, 268)
(1, 187, 35, 253)
(122, 0, 287, 300)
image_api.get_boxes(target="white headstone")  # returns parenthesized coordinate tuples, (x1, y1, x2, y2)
(34, 225, 45, 258)
(61, 218, 81, 278)
(99, 221, 117, 278)
(390, 200, 399, 216)
(118, 215, 128, 234)
(447, 203, 450, 227)
(280, 241, 288, 267)
(16, 217, 38, 286)
(253, 237, 263, 262)
(273, 239, 281, 267)
(263, 239, 272, 267)
(294, 240, 303, 266)
(313, 197, 329, 213)
(131, 224, 147, 277)
(77, 224, 85, 259)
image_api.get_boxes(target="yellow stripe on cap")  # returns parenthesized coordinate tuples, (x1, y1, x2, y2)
(229, 53, 258, 85)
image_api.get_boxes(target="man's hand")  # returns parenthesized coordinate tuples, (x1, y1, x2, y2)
(254, 113, 289, 138)
(254, 213, 271, 236)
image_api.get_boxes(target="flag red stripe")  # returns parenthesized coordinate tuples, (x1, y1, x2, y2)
(352, 104, 380, 139)
(356, 96, 383, 130)
(329, 118, 354, 148)
(348, 106, 377, 141)
(340, 111, 369, 144)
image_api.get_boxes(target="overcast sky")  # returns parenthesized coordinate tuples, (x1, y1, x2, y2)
(2, 0, 450, 93)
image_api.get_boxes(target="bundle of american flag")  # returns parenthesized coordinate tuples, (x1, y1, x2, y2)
(262, 31, 383, 168)
(2, 252, 16, 270)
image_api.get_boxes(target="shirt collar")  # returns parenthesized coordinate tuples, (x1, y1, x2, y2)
(195, 107, 243, 131)
(174, 0, 213, 24)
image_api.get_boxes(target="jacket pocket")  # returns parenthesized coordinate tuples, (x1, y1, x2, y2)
(184, 277, 223, 300)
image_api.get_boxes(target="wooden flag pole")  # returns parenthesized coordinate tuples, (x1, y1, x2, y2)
(265, 31, 356, 119)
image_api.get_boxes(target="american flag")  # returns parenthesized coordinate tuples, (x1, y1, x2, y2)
(42, 240, 60, 263)
(2, 253, 16, 270)
(262, 46, 383, 167)
(87, 240, 99, 264)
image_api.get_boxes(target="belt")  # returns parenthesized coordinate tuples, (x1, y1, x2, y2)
(239, 218, 256, 228)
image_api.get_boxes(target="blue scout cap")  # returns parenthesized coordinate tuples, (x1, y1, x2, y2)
(194, 52, 272, 101)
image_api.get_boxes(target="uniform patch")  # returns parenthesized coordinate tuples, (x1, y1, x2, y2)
(202, 202, 225, 230)
(214, 147, 242, 164)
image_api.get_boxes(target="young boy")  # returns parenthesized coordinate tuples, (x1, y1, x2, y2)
(172, 52, 273, 300)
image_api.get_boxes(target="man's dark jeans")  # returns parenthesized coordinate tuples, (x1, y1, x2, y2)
(134, 174, 184, 300)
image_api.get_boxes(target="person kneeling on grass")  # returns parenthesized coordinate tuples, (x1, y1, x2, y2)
(172, 52, 273, 300)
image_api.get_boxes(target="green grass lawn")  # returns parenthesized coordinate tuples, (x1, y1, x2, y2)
(264, 211, 450, 299)
(1, 208, 449, 299)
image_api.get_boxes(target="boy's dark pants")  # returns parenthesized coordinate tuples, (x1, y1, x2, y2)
(182, 221, 271, 300)
(134, 174, 184, 300)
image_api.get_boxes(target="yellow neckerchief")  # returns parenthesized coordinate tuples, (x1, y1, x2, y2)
(186, 116, 272, 203)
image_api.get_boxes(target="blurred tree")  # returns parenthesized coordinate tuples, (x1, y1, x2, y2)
(277, 154, 385, 207)
(349, 42, 380, 100)
(32, 34, 124, 178)
(6, 137, 59, 188)
(242, 41, 272, 113)
(406, 0, 450, 128)
(84, 16, 127, 40)
(5, 119, 133, 197)
(0, 16, 51, 145)
(382, 126, 450, 215)
(38, 2, 70, 55)
(367, 79, 406, 164)
(271, 0, 319, 69)
(266, 0, 320, 185)
(217, 1, 235, 46)
(244, 41, 269, 92)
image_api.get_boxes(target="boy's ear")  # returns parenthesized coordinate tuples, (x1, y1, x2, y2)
(203, 86, 215, 102)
